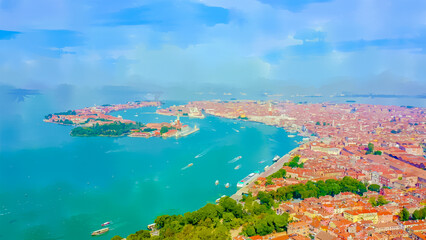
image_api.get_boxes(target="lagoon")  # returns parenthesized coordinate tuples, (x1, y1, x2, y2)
(0, 97, 301, 240)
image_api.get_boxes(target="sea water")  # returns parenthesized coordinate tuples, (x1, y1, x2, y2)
(0, 96, 302, 240)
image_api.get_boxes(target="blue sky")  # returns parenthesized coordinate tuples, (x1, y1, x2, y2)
(0, 0, 425, 97)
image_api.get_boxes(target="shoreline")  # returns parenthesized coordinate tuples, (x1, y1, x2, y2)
(231, 146, 301, 201)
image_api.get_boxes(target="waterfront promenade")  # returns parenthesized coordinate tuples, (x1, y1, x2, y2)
(231, 147, 299, 201)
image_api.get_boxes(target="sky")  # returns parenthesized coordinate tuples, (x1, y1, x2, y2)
(0, 0, 425, 99)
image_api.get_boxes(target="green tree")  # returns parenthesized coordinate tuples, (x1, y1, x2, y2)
(366, 143, 374, 154)
(218, 197, 243, 218)
(111, 236, 123, 240)
(377, 196, 389, 206)
(369, 197, 377, 207)
(257, 191, 274, 208)
(368, 184, 380, 192)
(399, 208, 410, 221)
(412, 207, 426, 220)
(373, 150, 382, 155)
(160, 126, 169, 134)
(254, 219, 274, 236)
(244, 225, 256, 236)
(272, 213, 289, 232)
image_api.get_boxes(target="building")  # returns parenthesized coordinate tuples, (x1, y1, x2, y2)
(287, 221, 310, 236)
(343, 209, 378, 223)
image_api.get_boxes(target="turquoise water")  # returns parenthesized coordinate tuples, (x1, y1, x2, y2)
(0, 96, 301, 240)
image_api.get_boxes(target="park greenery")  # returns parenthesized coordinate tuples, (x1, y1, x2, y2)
(160, 126, 175, 135)
(367, 184, 381, 192)
(369, 196, 389, 207)
(399, 207, 410, 221)
(265, 169, 287, 186)
(365, 143, 382, 155)
(259, 176, 367, 203)
(113, 176, 368, 240)
(399, 207, 426, 221)
(283, 155, 304, 168)
(70, 122, 144, 137)
(58, 119, 74, 125)
(44, 110, 77, 119)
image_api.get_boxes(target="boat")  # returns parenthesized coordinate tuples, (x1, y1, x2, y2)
(182, 163, 194, 170)
(237, 171, 260, 188)
(288, 135, 296, 138)
(273, 155, 280, 162)
(91, 228, 109, 236)
(232, 128, 240, 133)
(225, 183, 230, 188)
(101, 222, 111, 227)
(134, 114, 138, 117)
(264, 165, 269, 171)
(234, 165, 241, 170)
(215, 180, 219, 185)
(228, 156, 242, 163)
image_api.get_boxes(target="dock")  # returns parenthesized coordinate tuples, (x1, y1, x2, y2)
(230, 147, 299, 201)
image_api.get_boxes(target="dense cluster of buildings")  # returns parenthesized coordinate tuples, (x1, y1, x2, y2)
(129, 115, 199, 138)
(44, 101, 160, 126)
(44, 101, 200, 138)
(156, 103, 205, 118)
(171, 100, 425, 240)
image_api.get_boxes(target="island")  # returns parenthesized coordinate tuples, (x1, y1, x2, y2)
(44, 101, 199, 138)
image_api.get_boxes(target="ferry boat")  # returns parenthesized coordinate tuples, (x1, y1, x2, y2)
(215, 180, 219, 185)
(101, 222, 111, 227)
(225, 183, 230, 188)
(91, 227, 109, 236)
(237, 171, 260, 188)
(273, 155, 280, 162)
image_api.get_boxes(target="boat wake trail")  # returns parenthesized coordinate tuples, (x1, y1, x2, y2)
(181, 163, 194, 170)
(228, 156, 242, 163)
(194, 147, 213, 159)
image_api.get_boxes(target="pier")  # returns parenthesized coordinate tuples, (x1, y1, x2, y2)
(231, 147, 299, 201)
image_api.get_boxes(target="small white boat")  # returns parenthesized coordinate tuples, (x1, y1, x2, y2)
(215, 180, 219, 185)
(134, 114, 138, 117)
(234, 165, 241, 170)
(91, 227, 109, 236)
(225, 183, 230, 188)
(273, 155, 280, 162)
(228, 156, 242, 163)
(101, 221, 111, 227)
